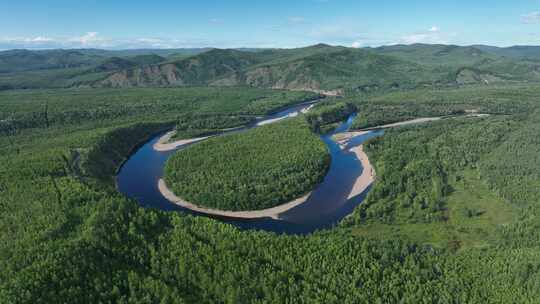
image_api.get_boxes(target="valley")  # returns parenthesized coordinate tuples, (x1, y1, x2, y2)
(2, 45, 540, 303)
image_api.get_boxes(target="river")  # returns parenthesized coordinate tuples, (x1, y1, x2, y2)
(117, 102, 382, 234)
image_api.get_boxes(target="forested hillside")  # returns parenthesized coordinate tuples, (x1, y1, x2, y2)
(344, 85, 540, 252)
(4, 44, 540, 91)
(305, 100, 357, 133)
(1, 84, 540, 302)
(351, 84, 536, 129)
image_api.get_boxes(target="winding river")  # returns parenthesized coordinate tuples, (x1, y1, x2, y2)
(117, 102, 383, 234)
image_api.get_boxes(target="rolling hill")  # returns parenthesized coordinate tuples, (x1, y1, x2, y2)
(0, 49, 104, 73)
(97, 49, 264, 88)
(373, 44, 498, 66)
(3, 44, 540, 91)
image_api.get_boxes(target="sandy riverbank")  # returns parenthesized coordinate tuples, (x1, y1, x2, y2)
(256, 103, 315, 126)
(158, 179, 311, 220)
(152, 113, 490, 221)
(333, 131, 376, 199)
(361, 117, 443, 131)
(153, 131, 212, 152)
(359, 113, 491, 131)
(347, 145, 375, 200)
(333, 131, 370, 146)
(157, 129, 378, 220)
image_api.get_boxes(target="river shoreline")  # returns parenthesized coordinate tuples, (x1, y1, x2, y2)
(357, 113, 491, 131)
(153, 131, 213, 152)
(156, 129, 378, 221)
(118, 108, 491, 231)
(157, 113, 490, 221)
(158, 179, 312, 220)
(152, 101, 328, 220)
(334, 131, 376, 200)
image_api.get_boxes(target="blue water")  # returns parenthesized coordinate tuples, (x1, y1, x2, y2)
(117, 106, 383, 234)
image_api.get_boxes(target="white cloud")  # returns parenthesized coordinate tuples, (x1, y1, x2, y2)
(351, 41, 362, 48)
(29, 36, 53, 42)
(522, 12, 540, 24)
(71, 32, 103, 45)
(134, 38, 172, 48)
(429, 26, 440, 32)
(0, 36, 58, 49)
(0, 33, 176, 49)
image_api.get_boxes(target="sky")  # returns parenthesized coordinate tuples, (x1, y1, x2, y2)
(1, 0, 540, 50)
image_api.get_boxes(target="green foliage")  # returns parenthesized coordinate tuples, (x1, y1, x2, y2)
(346, 116, 518, 225)
(351, 84, 540, 129)
(305, 100, 356, 132)
(82, 122, 173, 184)
(6, 44, 540, 91)
(374, 44, 499, 66)
(345, 100, 540, 253)
(0, 87, 318, 132)
(0, 49, 104, 73)
(164, 118, 330, 211)
(1, 86, 540, 303)
(479, 112, 540, 205)
(171, 113, 253, 140)
(350, 170, 519, 249)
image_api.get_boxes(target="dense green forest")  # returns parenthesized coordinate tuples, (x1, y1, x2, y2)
(1, 84, 540, 303)
(5, 44, 540, 91)
(344, 87, 540, 252)
(0, 87, 317, 134)
(350, 84, 537, 129)
(305, 100, 357, 133)
(169, 90, 320, 140)
(164, 118, 329, 211)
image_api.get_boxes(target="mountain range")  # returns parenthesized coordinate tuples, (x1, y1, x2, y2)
(2, 43, 540, 92)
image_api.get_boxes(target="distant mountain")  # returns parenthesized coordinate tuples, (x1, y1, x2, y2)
(94, 43, 535, 91)
(373, 44, 497, 66)
(75, 48, 211, 58)
(92, 55, 166, 73)
(97, 49, 263, 88)
(3, 44, 540, 91)
(0, 49, 104, 73)
(214, 47, 439, 92)
(473, 45, 540, 61)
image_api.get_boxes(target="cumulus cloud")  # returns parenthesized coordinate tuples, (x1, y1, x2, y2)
(0, 36, 58, 49)
(522, 12, 540, 24)
(429, 26, 440, 32)
(0, 32, 183, 49)
(351, 41, 362, 48)
(29, 36, 53, 42)
(70, 32, 104, 46)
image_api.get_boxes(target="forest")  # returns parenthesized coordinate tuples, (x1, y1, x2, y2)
(343, 85, 540, 252)
(6, 44, 540, 92)
(350, 84, 536, 129)
(304, 100, 357, 133)
(1, 84, 540, 303)
(0, 87, 318, 133)
(164, 118, 329, 211)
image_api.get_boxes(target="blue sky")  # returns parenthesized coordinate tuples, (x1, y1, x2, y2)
(1, 0, 540, 49)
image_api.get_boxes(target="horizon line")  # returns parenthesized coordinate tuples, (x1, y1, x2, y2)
(2, 42, 540, 52)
